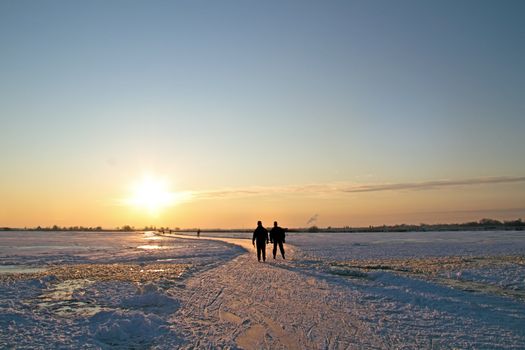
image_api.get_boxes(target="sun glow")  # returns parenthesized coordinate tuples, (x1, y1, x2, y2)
(125, 176, 191, 215)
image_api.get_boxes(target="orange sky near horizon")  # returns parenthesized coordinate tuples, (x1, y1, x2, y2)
(2, 174, 525, 229)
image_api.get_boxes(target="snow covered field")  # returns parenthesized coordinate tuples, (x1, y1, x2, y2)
(1, 230, 524, 349)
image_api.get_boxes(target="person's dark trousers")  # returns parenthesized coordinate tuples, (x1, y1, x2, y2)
(256, 241, 266, 261)
(273, 241, 285, 259)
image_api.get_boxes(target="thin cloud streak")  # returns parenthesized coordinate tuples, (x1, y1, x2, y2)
(191, 176, 525, 199)
(340, 176, 525, 193)
(306, 214, 319, 226)
(393, 207, 525, 216)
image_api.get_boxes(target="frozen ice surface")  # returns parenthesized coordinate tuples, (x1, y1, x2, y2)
(121, 283, 180, 314)
(89, 310, 174, 348)
(290, 230, 525, 260)
(0, 231, 238, 348)
(1, 230, 525, 348)
(0, 230, 243, 267)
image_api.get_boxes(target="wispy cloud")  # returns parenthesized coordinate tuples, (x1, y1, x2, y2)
(401, 207, 525, 216)
(191, 176, 525, 199)
(339, 176, 525, 193)
(306, 214, 319, 225)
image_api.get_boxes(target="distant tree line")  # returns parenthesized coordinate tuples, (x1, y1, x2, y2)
(0, 218, 523, 232)
(0, 225, 105, 232)
(297, 218, 524, 233)
(0, 225, 161, 232)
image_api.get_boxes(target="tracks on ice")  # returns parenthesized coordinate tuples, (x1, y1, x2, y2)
(162, 234, 384, 349)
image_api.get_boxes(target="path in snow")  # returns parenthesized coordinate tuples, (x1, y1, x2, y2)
(158, 233, 525, 349)
(162, 234, 386, 349)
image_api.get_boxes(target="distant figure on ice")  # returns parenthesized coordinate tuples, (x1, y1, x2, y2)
(252, 221, 269, 262)
(270, 221, 286, 259)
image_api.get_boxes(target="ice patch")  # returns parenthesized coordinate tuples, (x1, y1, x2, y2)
(89, 310, 168, 348)
(122, 283, 180, 314)
(27, 275, 58, 289)
(0, 311, 32, 330)
(0, 265, 47, 274)
(327, 266, 368, 278)
(137, 245, 168, 250)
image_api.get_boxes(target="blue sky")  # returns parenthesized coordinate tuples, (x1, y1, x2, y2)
(1, 1, 524, 227)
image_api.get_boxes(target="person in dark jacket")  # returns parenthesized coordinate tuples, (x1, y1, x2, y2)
(252, 221, 269, 262)
(270, 221, 286, 259)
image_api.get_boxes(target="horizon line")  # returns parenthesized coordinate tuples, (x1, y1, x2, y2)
(3, 215, 524, 231)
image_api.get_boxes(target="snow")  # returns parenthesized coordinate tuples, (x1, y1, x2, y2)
(121, 283, 180, 313)
(1, 230, 525, 348)
(89, 311, 170, 348)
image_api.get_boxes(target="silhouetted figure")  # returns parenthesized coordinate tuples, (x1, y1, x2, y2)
(270, 221, 286, 259)
(197, 229, 201, 238)
(252, 221, 269, 262)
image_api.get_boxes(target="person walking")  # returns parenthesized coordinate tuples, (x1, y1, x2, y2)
(252, 221, 269, 262)
(270, 221, 286, 259)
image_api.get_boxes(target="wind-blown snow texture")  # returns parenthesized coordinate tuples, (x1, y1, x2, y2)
(1, 230, 524, 349)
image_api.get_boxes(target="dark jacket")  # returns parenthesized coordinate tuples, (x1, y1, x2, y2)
(270, 226, 286, 243)
(252, 226, 269, 244)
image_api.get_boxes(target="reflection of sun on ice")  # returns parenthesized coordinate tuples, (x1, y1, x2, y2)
(125, 176, 191, 216)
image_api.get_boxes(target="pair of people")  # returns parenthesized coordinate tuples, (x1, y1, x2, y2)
(252, 221, 286, 262)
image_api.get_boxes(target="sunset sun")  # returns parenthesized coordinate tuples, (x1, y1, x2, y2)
(126, 176, 190, 215)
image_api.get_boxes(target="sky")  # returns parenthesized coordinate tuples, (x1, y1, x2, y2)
(1, 0, 524, 229)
